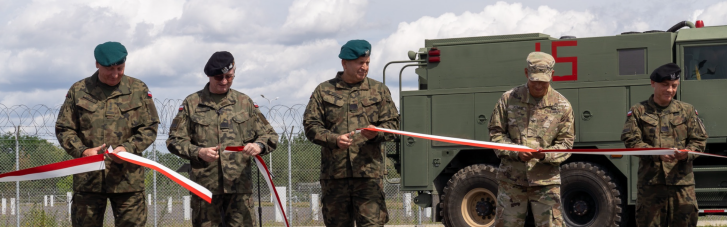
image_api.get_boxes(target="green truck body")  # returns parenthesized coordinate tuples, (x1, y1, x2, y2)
(385, 21, 727, 226)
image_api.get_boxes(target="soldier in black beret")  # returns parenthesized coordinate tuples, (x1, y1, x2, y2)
(167, 51, 278, 226)
(621, 63, 708, 226)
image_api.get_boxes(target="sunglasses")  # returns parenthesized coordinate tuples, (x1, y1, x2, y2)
(213, 74, 235, 81)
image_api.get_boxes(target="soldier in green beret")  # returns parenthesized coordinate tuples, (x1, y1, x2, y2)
(55, 41, 160, 227)
(621, 63, 708, 227)
(166, 51, 278, 226)
(303, 40, 400, 226)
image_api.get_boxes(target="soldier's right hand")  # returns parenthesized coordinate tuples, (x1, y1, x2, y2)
(337, 132, 354, 150)
(518, 151, 534, 162)
(82, 144, 106, 157)
(660, 154, 676, 162)
(198, 147, 220, 162)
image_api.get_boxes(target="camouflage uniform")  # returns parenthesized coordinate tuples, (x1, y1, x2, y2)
(166, 83, 278, 227)
(488, 85, 574, 227)
(621, 95, 707, 227)
(56, 72, 159, 227)
(303, 72, 399, 226)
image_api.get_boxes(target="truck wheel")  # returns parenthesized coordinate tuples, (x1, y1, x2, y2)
(441, 164, 498, 227)
(561, 162, 624, 227)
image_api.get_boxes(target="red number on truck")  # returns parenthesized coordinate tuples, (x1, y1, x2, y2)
(535, 41, 578, 81)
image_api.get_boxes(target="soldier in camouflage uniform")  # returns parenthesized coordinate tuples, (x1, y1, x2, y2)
(488, 52, 574, 227)
(621, 63, 707, 227)
(303, 40, 399, 227)
(55, 42, 160, 227)
(167, 51, 278, 227)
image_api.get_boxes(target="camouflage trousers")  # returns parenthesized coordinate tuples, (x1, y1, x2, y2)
(495, 181, 564, 227)
(71, 191, 146, 227)
(191, 193, 255, 227)
(321, 178, 389, 227)
(636, 184, 698, 227)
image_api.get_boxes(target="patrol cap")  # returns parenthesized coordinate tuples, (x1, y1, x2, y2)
(94, 42, 127, 67)
(650, 63, 681, 82)
(339, 40, 371, 60)
(526, 52, 555, 82)
(204, 51, 235, 76)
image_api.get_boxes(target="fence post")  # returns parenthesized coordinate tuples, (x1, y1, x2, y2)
(183, 196, 191, 221)
(311, 194, 319, 221)
(15, 125, 20, 227)
(404, 193, 412, 217)
(67, 192, 72, 222)
(287, 126, 293, 226)
(153, 144, 158, 227)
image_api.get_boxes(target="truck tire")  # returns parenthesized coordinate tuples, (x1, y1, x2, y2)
(561, 162, 624, 227)
(441, 164, 498, 227)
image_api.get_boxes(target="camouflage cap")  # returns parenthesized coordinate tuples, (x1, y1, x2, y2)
(339, 40, 371, 60)
(94, 42, 127, 67)
(526, 52, 555, 82)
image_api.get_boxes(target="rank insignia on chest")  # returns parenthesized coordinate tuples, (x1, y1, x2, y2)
(627, 111, 632, 117)
(147, 91, 152, 98)
(178, 105, 184, 111)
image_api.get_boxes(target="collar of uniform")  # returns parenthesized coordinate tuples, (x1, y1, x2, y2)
(334, 71, 370, 91)
(646, 94, 678, 114)
(85, 71, 131, 100)
(520, 84, 555, 107)
(199, 83, 236, 108)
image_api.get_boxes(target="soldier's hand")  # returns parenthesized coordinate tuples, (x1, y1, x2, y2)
(337, 132, 354, 150)
(361, 125, 378, 140)
(242, 143, 262, 156)
(532, 147, 546, 160)
(660, 154, 676, 162)
(518, 152, 534, 162)
(108, 146, 127, 164)
(674, 148, 689, 161)
(82, 144, 106, 157)
(198, 147, 220, 162)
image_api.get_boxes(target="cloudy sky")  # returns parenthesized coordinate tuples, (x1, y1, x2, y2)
(1, 0, 727, 110)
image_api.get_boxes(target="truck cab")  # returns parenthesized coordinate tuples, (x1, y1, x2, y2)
(385, 21, 727, 226)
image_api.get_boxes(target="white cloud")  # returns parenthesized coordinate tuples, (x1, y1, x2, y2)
(282, 0, 368, 36)
(693, 2, 727, 25)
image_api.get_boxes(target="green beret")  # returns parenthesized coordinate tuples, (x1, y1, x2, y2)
(339, 40, 371, 60)
(94, 42, 128, 67)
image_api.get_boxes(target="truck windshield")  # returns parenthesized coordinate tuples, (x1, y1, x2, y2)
(684, 44, 727, 80)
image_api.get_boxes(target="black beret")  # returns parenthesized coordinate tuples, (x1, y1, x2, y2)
(650, 63, 681, 82)
(204, 51, 235, 76)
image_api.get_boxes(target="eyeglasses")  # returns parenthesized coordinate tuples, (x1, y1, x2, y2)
(213, 74, 235, 81)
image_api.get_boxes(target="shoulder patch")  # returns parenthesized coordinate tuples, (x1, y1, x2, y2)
(147, 91, 152, 98)
(178, 105, 184, 111)
(695, 109, 699, 115)
(627, 111, 632, 117)
(254, 104, 259, 108)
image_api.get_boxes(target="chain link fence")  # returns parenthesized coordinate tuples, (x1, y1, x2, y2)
(0, 101, 436, 227)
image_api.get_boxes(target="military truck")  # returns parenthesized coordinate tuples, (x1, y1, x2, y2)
(383, 20, 727, 226)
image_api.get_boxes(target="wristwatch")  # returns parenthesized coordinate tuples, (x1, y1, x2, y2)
(255, 142, 266, 151)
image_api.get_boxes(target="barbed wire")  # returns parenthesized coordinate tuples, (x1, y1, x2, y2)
(0, 99, 305, 137)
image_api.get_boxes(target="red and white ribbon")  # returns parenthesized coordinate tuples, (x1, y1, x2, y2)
(107, 147, 213, 203)
(225, 146, 290, 227)
(0, 154, 105, 182)
(361, 127, 727, 158)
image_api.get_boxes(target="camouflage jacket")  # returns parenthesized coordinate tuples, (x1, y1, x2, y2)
(303, 72, 399, 179)
(488, 85, 574, 186)
(55, 72, 159, 193)
(166, 84, 278, 194)
(621, 95, 707, 186)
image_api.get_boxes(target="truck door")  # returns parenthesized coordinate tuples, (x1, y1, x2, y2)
(679, 43, 727, 137)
